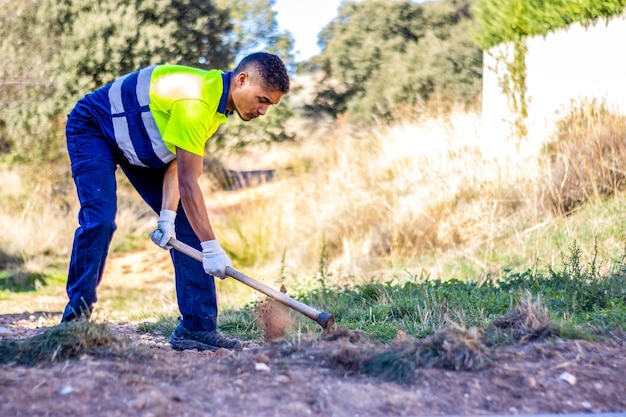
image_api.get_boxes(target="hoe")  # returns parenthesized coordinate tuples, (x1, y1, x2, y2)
(165, 237, 335, 331)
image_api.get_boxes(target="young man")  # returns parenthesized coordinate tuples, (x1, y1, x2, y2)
(62, 52, 290, 351)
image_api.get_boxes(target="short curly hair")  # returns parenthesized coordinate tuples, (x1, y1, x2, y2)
(234, 52, 290, 93)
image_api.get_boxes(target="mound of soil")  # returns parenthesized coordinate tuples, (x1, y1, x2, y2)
(1, 312, 626, 417)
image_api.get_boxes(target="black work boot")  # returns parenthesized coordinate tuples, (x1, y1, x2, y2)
(168, 322, 243, 352)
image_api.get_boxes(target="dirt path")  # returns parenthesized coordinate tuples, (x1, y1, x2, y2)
(1, 311, 626, 417)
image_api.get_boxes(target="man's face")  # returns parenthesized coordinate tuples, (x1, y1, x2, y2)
(230, 73, 284, 121)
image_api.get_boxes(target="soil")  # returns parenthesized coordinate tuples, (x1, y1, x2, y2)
(254, 298, 295, 342)
(1, 252, 626, 417)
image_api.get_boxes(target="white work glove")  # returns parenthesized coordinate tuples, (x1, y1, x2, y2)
(201, 239, 232, 279)
(150, 210, 176, 249)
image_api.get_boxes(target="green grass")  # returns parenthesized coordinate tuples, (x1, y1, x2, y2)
(213, 239, 626, 345)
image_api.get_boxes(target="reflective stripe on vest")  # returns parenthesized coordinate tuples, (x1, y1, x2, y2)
(108, 66, 175, 167)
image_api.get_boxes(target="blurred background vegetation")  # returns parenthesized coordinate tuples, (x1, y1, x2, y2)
(1, 0, 625, 330)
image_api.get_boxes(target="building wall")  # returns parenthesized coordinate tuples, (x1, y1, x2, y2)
(482, 13, 626, 146)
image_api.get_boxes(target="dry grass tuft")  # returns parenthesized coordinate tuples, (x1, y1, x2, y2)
(489, 290, 557, 343)
(326, 324, 491, 382)
(541, 99, 626, 214)
(328, 338, 376, 372)
(362, 324, 491, 382)
(322, 326, 371, 344)
(0, 321, 150, 366)
(326, 327, 379, 372)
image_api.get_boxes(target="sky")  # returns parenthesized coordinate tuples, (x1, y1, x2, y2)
(273, 0, 343, 61)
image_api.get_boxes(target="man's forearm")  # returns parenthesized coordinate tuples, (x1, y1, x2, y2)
(175, 147, 217, 243)
(162, 160, 181, 211)
(179, 181, 216, 242)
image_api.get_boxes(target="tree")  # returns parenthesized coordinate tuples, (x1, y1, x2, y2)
(214, 0, 295, 66)
(310, 0, 482, 122)
(212, 0, 297, 153)
(0, 0, 59, 156)
(45, 0, 235, 108)
(1, 0, 235, 163)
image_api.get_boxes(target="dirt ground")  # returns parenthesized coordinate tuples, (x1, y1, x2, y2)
(1, 250, 626, 417)
(1, 313, 626, 417)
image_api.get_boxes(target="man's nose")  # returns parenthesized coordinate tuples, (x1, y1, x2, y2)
(258, 104, 269, 116)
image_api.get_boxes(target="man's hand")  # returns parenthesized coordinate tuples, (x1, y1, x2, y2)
(151, 210, 176, 249)
(201, 240, 232, 279)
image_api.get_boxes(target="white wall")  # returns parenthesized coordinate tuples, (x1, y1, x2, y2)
(482, 13, 626, 146)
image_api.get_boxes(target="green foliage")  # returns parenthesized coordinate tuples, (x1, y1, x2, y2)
(474, 0, 626, 50)
(1, 0, 235, 164)
(312, 0, 482, 121)
(137, 315, 179, 336)
(0, 247, 55, 293)
(496, 39, 528, 138)
(217, 308, 262, 341)
(44, 0, 235, 108)
(209, 0, 297, 150)
(0, 0, 62, 160)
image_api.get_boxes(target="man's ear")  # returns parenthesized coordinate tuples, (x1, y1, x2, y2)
(236, 72, 248, 87)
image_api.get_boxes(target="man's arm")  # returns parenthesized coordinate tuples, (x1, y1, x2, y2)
(162, 159, 181, 211)
(175, 147, 232, 279)
(175, 147, 216, 241)
(151, 160, 181, 249)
